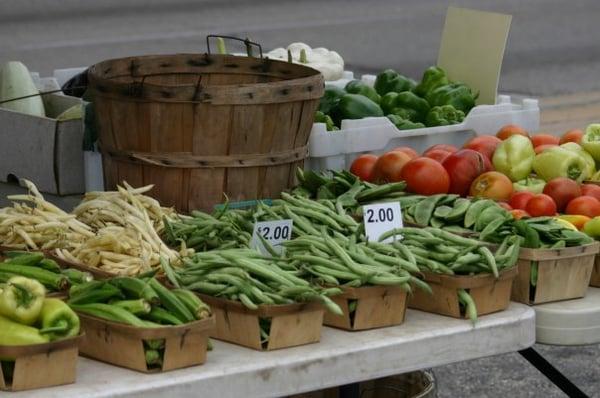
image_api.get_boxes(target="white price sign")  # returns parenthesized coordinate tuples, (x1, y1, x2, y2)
(363, 202, 403, 243)
(250, 219, 293, 255)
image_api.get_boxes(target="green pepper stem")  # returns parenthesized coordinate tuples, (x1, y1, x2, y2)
(40, 320, 69, 334)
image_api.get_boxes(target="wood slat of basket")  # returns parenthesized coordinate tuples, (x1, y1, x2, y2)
(591, 256, 600, 287)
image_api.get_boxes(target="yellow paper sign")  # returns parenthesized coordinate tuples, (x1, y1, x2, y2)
(437, 7, 512, 105)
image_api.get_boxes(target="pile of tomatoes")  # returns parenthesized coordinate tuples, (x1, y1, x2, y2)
(507, 179, 600, 221)
(349, 142, 498, 198)
(349, 124, 592, 220)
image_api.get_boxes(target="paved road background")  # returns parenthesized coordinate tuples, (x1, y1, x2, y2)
(1, 0, 600, 396)
(2, 0, 600, 96)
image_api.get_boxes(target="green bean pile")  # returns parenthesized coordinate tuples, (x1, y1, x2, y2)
(283, 232, 429, 293)
(379, 227, 520, 277)
(163, 248, 343, 315)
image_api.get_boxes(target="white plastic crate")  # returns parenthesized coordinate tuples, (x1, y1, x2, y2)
(307, 91, 539, 172)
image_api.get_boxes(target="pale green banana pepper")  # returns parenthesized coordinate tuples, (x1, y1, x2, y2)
(492, 135, 535, 181)
(561, 142, 596, 179)
(533, 146, 590, 182)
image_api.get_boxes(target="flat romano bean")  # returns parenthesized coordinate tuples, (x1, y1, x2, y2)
(414, 194, 444, 226)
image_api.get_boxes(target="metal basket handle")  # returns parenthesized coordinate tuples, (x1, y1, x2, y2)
(206, 35, 263, 58)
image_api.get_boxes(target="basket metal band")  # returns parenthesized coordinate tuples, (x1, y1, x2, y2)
(99, 144, 308, 168)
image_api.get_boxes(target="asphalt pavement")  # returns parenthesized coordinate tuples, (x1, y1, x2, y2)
(1, 0, 600, 396)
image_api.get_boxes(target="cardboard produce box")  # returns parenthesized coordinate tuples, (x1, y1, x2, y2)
(0, 93, 85, 195)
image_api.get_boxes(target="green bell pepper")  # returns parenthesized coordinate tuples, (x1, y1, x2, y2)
(425, 105, 465, 127)
(387, 114, 425, 130)
(0, 276, 45, 326)
(425, 83, 478, 113)
(561, 142, 596, 178)
(314, 111, 338, 131)
(513, 177, 546, 194)
(414, 66, 449, 98)
(492, 135, 535, 181)
(533, 146, 590, 182)
(380, 91, 429, 122)
(373, 69, 416, 96)
(344, 80, 381, 104)
(318, 85, 345, 115)
(337, 94, 383, 121)
(38, 298, 80, 340)
(0, 315, 49, 346)
(581, 124, 600, 162)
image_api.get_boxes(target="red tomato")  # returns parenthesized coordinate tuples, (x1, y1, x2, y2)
(531, 133, 560, 148)
(534, 144, 558, 154)
(565, 196, 600, 218)
(509, 191, 535, 210)
(441, 149, 488, 196)
(496, 124, 529, 140)
(423, 144, 458, 156)
(581, 184, 600, 201)
(482, 155, 494, 172)
(542, 177, 582, 213)
(525, 194, 557, 217)
(349, 154, 378, 181)
(498, 202, 513, 211)
(463, 135, 502, 161)
(510, 209, 530, 220)
(401, 157, 450, 195)
(424, 149, 452, 163)
(391, 147, 418, 159)
(371, 151, 412, 183)
(469, 171, 513, 201)
(560, 129, 584, 145)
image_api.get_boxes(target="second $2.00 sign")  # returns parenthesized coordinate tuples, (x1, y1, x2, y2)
(363, 202, 403, 243)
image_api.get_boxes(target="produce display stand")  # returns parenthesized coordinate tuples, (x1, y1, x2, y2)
(8, 305, 535, 398)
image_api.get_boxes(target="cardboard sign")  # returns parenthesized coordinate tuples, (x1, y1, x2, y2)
(251, 219, 293, 255)
(437, 7, 512, 105)
(363, 202, 403, 243)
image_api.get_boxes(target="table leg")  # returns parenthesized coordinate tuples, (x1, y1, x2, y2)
(338, 383, 360, 398)
(518, 348, 589, 398)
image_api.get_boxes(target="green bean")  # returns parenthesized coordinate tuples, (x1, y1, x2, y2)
(458, 289, 477, 325)
(239, 293, 258, 310)
(323, 233, 372, 277)
(426, 228, 484, 247)
(478, 246, 499, 278)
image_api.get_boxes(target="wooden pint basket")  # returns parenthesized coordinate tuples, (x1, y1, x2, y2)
(88, 38, 324, 212)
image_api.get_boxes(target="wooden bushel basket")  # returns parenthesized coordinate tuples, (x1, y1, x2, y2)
(323, 285, 408, 331)
(590, 254, 600, 287)
(409, 267, 518, 318)
(197, 294, 324, 351)
(87, 39, 324, 213)
(0, 335, 82, 392)
(512, 242, 599, 304)
(76, 313, 215, 372)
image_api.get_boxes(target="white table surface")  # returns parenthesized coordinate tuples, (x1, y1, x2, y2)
(535, 287, 600, 345)
(10, 304, 535, 398)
